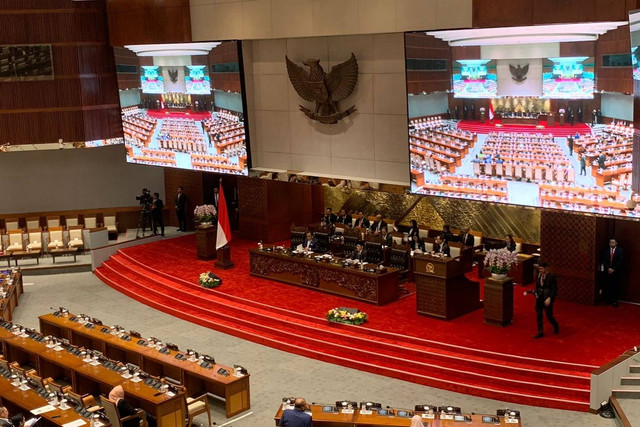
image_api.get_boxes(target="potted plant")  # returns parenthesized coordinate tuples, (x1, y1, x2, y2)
(194, 204, 217, 227)
(484, 248, 518, 280)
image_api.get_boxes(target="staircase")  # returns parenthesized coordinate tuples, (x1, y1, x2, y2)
(95, 249, 594, 412)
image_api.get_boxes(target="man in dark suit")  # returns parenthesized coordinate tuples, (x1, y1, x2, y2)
(458, 227, 475, 247)
(433, 235, 450, 257)
(533, 261, 559, 338)
(352, 242, 366, 261)
(323, 208, 337, 225)
(441, 224, 456, 242)
(602, 238, 624, 307)
(597, 152, 607, 170)
(336, 209, 352, 226)
(567, 136, 574, 156)
(380, 227, 393, 247)
(174, 186, 188, 231)
(302, 232, 319, 253)
(0, 407, 11, 427)
(370, 214, 387, 235)
(279, 398, 312, 427)
(353, 212, 370, 229)
(150, 192, 164, 236)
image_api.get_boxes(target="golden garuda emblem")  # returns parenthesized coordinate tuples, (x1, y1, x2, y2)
(286, 53, 358, 124)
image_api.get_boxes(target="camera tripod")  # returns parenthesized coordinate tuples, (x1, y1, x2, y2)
(135, 207, 151, 239)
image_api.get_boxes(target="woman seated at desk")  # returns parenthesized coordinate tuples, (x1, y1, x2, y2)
(109, 385, 157, 427)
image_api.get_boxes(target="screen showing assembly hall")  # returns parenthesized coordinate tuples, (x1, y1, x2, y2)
(405, 23, 637, 219)
(113, 41, 249, 175)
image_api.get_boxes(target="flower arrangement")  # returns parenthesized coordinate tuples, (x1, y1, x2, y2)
(198, 272, 222, 288)
(326, 308, 368, 325)
(194, 204, 217, 224)
(484, 248, 518, 275)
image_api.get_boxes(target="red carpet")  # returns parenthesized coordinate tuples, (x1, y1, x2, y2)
(458, 120, 592, 137)
(94, 234, 640, 412)
(145, 109, 211, 121)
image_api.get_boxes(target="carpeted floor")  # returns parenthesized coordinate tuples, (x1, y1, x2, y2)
(458, 120, 592, 137)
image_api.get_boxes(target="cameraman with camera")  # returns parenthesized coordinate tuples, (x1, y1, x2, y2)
(136, 188, 152, 238)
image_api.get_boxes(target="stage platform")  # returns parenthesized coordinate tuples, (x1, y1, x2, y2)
(458, 120, 592, 137)
(94, 234, 640, 412)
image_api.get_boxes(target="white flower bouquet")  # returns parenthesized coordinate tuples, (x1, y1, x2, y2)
(484, 248, 518, 275)
(326, 308, 368, 325)
(194, 204, 217, 224)
(198, 272, 222, 288)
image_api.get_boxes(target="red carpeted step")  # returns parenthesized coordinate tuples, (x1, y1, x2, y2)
(114, 250, 595, 375)
(107, 254, 590, 389)
(97, 258, 590, 407)
(95, 265, 588, 411)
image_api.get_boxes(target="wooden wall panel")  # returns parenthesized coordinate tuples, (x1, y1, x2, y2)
(208, 41, 241, 94)
(559, 41, 595, 58)
(163, 168, 203, 231)
(450, 46, 481, 61)
(540, 210, 609, 305)
(0, 0, 122, 144)
(474, 0, 631, 28)
(114, 47, 140, 91)
(596, 25, 633, 94)
(404, 34, 451, 94)
(614, 219, 640, 303)
(107, 0, 192, 46)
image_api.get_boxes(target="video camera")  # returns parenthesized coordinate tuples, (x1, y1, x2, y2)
(136, 188, 152, 211)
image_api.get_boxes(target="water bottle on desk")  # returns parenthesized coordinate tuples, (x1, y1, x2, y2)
(258, 241, 263, 250)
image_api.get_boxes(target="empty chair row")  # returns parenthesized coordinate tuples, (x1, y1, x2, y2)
(2, 228, 84, 253)
(1, 214, 117, 234)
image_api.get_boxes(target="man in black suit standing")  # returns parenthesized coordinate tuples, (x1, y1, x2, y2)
(336, 209, 352, 226)
(533, 261, 559, 339)
(458, 227, 475, 247)
(441, 224, 456, 242)
(370, 214, 387, 235)
(174, 186, 188, 232)
(602, 238, 624, 307)
(567, 136, 574, 156)
(150, 192, 164, 236)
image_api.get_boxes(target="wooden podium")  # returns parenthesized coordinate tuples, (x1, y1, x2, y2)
(483, 276, 514, 326)
(195, 225, 217, 260)
(413, 255, 482, 320)
(547, 112, 555, 127)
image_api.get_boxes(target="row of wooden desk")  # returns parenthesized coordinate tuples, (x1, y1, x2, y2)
(274, 405, 522, 426)
(0, 323, 184, 426)
(0, 270, 24, 321)
(38, 312, 250, 418)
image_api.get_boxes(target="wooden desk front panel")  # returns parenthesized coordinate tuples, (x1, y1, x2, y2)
(39, 313, 251, 418)
(249, 250, 400, 305)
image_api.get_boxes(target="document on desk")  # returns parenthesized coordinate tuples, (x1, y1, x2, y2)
(24, 417, 40, 426)
(31, 405, 56, 415)
(62, 420, 88, 427)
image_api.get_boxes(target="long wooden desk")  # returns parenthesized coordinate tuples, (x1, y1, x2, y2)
(274, 405, 522, 426)
(249, 248, 400, 305)
(0, 270, 24, 321)
(0, 373, 92, 427)
(0, 325, 185, 426)
(38, 313, 250, 418)
(413, 254, 482, 320)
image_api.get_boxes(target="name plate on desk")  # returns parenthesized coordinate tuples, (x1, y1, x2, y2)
(422, 413, 435, 419)
(360, 410, 373, 415)
(341, 409, 355, 414)
(505, 418, 520, 424)
(440, 414, 454, 420)
(31, 405, 56, 415)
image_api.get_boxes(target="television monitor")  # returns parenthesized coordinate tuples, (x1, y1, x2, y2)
(140, 66, 165, 94)
(452, 60, 497, 98)
(114, 41, 250, 176)
(632, 46, 640, 80)
(542, 57, 594, 99)
(185, 66, 211, 95)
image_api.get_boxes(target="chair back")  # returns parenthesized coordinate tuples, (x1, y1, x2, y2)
(5, 219, 19, 231)
(391, 233, 404, 246)
(104, 215, 116, 228)
(65, 216, 79, 228)
(513, 237, 523, 254)
(389, 247, 410, 272)
(423, 237, 435, 253)
(26, 217, 41, 231)
(418, 227, 429, 239)
(101, 397, 123, 427)
(315, 232, 330, 253)
(364, 241, 383, 264)
(69, 228, 84, 243)
(8, 230, 23, 248)
(449, 241, 462, 258)
(343, 233, 358, 258)
(290, 226, 306, 249)
(470, 230, 483, 248)
(47, 216, 61, 229)
(48, 227, 65, 249)
(84, 216, 97, 229)
(27, 231, 42, 250)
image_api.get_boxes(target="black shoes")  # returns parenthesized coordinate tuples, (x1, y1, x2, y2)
(533, 333, 543, 339)
(554, 326, 559, 335)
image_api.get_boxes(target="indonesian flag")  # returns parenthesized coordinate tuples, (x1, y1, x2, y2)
(216, 182, 232, 250)
(488, 102, 495, 120)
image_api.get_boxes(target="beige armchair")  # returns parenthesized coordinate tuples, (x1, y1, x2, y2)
(103, 215, 118, 237)
(26, 231, 43, 252)
(26, 217, 41, 231)
(65, 216, 79, 229)
(46, 216, 61, 230)
(186, 393, 213, 427)
(47, 227, 65, 250)
(84, 216, 97, 229)
(68, 227, 84, 250)
(6, 230, 24, 252)
(102, 397, 147, 427)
